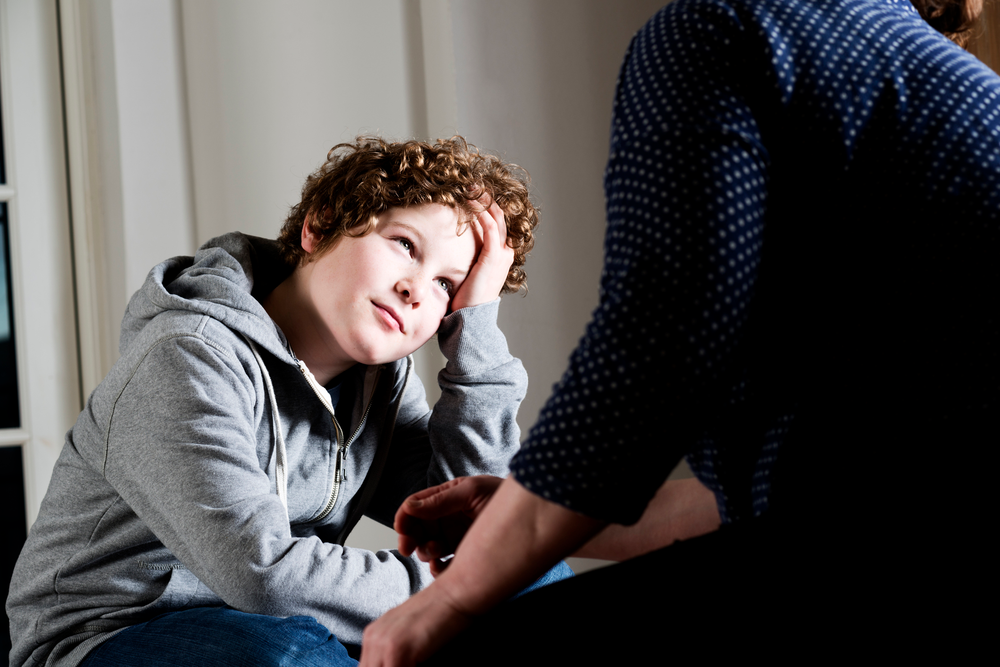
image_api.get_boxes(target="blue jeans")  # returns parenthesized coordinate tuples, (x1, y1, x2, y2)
(81, 562, 574, 667)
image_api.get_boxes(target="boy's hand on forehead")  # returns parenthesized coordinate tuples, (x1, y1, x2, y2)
(449, 199, 514, 312)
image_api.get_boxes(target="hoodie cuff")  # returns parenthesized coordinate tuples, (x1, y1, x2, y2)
(437, 299, 514, 376)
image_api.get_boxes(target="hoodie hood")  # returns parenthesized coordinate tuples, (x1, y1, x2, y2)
(120, 232, 296, 361)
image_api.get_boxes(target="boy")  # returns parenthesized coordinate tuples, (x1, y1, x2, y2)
(7, 136, 539, 667)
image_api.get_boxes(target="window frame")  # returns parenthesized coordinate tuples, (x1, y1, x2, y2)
(0, 0, 82, 527)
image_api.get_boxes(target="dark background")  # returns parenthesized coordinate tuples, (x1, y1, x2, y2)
(2, 446, 27, 655)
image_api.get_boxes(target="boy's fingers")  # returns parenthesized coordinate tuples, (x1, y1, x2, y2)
(409, 477, 464, 500)
(394, 481, 471, 556)
(468, 211, 485, 250)
(488, 201, 507, 246)
(473, 212, 514, 283)
(396, 512, 441, 557)
(394, 479, 465, 530)
(398, 517, 460, 560)
(429, 557, 451, 577)
(449, 196, 513, 311)
(478, 202, 508, 251)
(394, 476, 503, 556)
(413, 475, 503, 518)
(402, 480, 480, 519)
(394, 510, 429, 543)
(414, 540, 448, 563)
(397, 533, 418, 557)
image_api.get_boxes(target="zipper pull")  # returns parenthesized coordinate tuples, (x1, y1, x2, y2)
(336, 446, 346, 483)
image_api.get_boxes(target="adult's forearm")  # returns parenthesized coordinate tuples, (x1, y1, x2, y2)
(359, 478, 606, 666)
(427, 477, 606, 615)
(573, 477, 721, 561)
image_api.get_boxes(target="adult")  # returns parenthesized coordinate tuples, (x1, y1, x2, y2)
(360, 1, 998, 664)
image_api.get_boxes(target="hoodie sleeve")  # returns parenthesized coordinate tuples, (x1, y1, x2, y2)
(365, 298, 526, 523)
(103, 331, 432, 645)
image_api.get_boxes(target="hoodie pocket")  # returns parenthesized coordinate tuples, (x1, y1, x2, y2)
(94, 561, 221, 622)
(138, 561, 221, 611)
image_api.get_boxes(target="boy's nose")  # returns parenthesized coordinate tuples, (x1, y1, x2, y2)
(397, 276, 426, 303)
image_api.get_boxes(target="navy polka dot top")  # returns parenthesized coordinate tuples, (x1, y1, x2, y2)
(510, 0, 1000, 526)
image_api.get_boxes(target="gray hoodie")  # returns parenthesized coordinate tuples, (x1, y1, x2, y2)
(7, 233, 525, 667)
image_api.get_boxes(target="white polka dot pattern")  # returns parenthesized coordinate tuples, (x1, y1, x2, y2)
(511, 0, 1000, 525)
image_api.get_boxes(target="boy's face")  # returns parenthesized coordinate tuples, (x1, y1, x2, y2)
(300, 203, 477, 371)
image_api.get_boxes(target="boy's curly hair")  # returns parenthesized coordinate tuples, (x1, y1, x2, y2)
(277, 136, 538, 293)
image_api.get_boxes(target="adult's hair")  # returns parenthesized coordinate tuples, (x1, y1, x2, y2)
(277, 136, 539, 294)
(911, 0, 983, 46)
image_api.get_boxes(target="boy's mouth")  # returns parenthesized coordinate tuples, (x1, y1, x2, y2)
(373, 302, 404, 332)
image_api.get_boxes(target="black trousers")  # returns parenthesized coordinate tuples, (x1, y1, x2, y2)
(424, 511, 988, 665)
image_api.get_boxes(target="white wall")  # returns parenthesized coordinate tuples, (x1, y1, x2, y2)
(181, 0, 424, 244)
(181, 0, 666, 434)
(447, 0, 670, 573)
(55, 0, 676, 553)
(111, 1, 197, 300)
(449, 0, 664, 434)
(63, 0, 196, 387)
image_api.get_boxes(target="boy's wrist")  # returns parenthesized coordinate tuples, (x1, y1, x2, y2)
(437, 299, 515, 375)
(446, 297, 500, 316)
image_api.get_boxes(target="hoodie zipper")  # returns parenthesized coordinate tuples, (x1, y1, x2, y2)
(297, 361, 380, 523)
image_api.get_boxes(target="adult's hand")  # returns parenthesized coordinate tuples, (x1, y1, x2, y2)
(395, 475, 503, 576)
(449, 200, 514, 312)
(362, 478, 606, 667)
(358, 582, 472, 667)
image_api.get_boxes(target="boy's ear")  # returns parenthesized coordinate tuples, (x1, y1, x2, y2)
(301, 215, 319, 255)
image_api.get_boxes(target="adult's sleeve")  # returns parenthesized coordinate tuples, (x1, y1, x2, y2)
(510, 1, 771, 525)
(103, 333, 432, 645)
(365, 299, 526, 524)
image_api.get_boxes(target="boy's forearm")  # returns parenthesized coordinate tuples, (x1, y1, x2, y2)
(369, 300, 524, 526)
(426, 299, 526, 480)
(572, 476, 721, 561)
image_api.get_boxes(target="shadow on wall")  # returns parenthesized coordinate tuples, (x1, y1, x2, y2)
(448, 0, 665, 430)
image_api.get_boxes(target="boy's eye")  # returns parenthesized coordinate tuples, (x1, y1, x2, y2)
(437, 278, 453, 294)
(397, 238, 413, 252)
